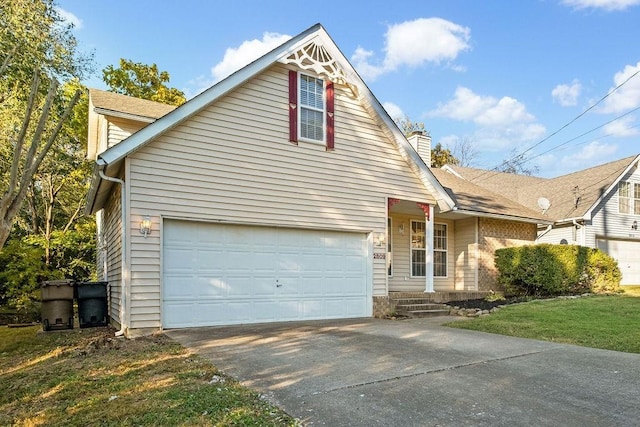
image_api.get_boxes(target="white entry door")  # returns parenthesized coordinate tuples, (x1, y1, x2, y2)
(597, 239, 640, 286)
(162, 220, 371, 328)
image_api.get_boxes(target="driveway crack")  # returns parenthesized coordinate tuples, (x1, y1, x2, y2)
(308, 348, 554, 396)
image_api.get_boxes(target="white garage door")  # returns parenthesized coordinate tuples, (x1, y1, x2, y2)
(597, 239, 640, 286)
(162, 220, 371, 328)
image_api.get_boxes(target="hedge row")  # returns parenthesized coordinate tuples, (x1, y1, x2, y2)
(494, 244, 621, 296)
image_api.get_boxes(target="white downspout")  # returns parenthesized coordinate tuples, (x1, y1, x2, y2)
(572, 219, 583, 245)
(536, 224, 553, 242)
(99, 168, 128, 337)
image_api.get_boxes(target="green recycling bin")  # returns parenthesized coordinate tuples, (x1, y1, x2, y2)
(76, 281, 108, 328)
(41, 280, 75, 331)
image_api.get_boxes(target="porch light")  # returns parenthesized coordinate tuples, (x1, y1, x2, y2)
(140, 215, 152, 237)
(374, 232, 386, 248)
(398, 224, 405, 235)
(633, 220, 638, 231)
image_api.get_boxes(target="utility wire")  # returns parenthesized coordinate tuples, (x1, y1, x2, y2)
(524, 105, 640, 163)
(471, 69, 640, 182)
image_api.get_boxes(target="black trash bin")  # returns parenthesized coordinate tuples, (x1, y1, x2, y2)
(76, 281, 108, 328)
(41, 280, 75, 331)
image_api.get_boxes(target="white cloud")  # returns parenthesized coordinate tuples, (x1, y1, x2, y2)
(561, 0, 640, 11)
(602, 115, 640, 137)
(428, 86, 545, 150)
(599, 62, 640, 113)
(382, 102, 405, 121)
(552, 79, 582, 106)
(352, 18, 470, 81)
(211, 32, 291, 83)
(561, 141, 618, 169)
(55, 7, 83, 30)
(351, 47, 386, 81)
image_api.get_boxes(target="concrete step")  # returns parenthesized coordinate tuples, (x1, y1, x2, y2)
(396, 303, 449, 311)
(393, 298, 438, 305)
(394, 301, 451, 318)
(402, 309, 452, 318)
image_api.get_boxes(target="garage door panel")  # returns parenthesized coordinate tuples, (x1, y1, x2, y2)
(163, 221, 370, 328)
(597, 239, 640, 285)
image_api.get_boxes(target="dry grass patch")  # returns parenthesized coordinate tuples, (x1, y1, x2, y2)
(0, 326, 297, 426)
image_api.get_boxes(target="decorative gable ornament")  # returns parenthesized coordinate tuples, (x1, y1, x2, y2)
(279, 39, 358, 97)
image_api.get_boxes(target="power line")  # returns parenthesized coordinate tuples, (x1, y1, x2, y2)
(471, 69, 640, 182)
(519, 105, 640, 164)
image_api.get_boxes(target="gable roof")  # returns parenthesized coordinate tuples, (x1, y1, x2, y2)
(529, 155, 639, 221)
(444, 155, 640, 222)
(86, 23, 455, 214)
(89, 88, 176, 122)
(431, 168, 550, 223)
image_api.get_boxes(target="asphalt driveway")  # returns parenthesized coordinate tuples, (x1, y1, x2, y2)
(165, 317, 640, 426)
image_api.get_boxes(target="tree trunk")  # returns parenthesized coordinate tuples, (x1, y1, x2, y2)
(0, 70, 81, 250)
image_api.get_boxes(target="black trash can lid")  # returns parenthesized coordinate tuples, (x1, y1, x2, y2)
(76, 281, 108, 286)
(41, 279, 74, 287)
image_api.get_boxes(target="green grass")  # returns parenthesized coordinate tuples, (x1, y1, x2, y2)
(0, 326, 297, 426)
(446, 292, 640, 353)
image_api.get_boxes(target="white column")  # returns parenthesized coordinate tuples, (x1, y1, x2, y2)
(425, 204, 434, 293)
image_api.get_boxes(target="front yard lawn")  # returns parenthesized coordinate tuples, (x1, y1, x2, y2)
(0, 326, 296, 426)
(446, 290, 640, 354)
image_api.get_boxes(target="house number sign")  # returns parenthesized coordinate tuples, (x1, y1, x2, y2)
(373, 253, 386, 260)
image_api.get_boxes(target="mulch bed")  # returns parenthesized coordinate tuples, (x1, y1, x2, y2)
(445, 297, 528, 311)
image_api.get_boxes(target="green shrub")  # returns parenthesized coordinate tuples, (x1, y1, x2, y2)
(495, 244, 621, 297)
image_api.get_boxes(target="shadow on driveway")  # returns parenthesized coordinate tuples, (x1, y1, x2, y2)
(166, 317, 640, 426)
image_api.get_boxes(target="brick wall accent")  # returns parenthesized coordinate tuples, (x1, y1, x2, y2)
(477, 218, 536, 291)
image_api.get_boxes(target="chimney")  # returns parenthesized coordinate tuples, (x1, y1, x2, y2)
(407, 130, 431, 167)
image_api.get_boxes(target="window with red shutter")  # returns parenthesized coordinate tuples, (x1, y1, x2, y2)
(288, 71, 335, 150)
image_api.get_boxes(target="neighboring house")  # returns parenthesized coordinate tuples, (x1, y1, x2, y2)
(444, 154, 640, 286)
(85, 24, 550, 336)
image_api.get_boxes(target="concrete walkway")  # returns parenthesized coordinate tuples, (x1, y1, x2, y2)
(166, 317, 640, 426)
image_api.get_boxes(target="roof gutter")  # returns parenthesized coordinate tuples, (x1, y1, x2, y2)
(98, 167, 129, 337)
(453, 209, 552, 225)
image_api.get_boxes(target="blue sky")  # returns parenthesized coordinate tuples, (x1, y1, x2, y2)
(57, 0, 640, 177)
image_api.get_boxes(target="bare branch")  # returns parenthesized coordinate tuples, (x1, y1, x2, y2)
(3, 70, 40, 207)
(0, 44, 17, 76)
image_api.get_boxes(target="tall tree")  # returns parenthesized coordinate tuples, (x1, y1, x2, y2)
(394, 115, 462, 167)
(0, 0, 91, 249)
(430, 143, 459, 168)
(451, 136, 479, 167)
(103, 59, 186, 106)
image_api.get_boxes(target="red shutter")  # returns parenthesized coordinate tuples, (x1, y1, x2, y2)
(326, 81, 335, 151)
(288, 70, 298, 144)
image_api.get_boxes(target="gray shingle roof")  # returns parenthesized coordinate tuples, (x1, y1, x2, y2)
(431, 168, 550, 222)
(445, 155, 639, 222)
(89, 88, 176, 120)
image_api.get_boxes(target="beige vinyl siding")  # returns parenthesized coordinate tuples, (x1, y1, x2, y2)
(454, 217, 477, 290)
(108, 117, 146, 148)
(103, 186, 122, 325)
(588, 166, 640, 248)
(387, 214, 455, 292)
(125, 64, 434, 329)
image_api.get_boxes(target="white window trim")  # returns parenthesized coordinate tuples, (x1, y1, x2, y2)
(410, 220, 448, 279)
(410, 220, 426, 278)
(433, 222, 448, 279)
(618, 181, 640, 216)
(297, 71, 326, 145)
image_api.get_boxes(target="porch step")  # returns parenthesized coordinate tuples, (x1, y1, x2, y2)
(394, 300, 451, 318)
